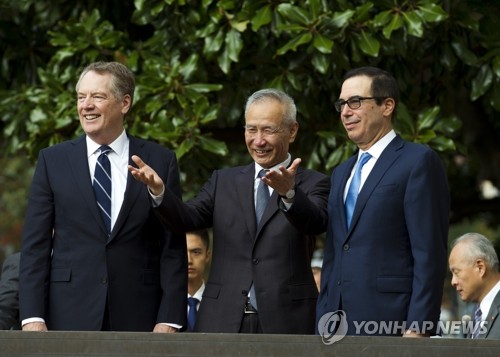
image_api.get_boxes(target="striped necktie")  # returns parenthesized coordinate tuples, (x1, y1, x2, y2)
(93, 146, 112, 234)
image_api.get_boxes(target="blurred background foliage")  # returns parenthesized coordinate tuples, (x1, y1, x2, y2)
(1, 0, 500, 271)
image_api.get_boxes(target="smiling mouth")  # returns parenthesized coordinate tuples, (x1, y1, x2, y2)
(84, 114, 100, 120)
(255, 149, 270, 154)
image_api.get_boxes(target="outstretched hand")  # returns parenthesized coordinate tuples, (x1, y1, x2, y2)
(262, 158, 301, 196)
(128, 155, 165, 196)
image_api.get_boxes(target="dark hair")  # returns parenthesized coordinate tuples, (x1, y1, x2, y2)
(188, 229, 210, 250)
(75, 61, 135, 104)
(343, 66, 399, 114)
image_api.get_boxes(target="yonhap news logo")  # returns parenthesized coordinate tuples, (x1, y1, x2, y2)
(317, 310, 348, 345)
(318, 310, 488, 344)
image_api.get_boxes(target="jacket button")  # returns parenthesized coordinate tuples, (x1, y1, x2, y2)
(101, 277, 108, 284)
(242, 290, 248, 295)
(252, 258, 260, 265)
(337, 281, 341, 286)
(343, 244, 349, 251)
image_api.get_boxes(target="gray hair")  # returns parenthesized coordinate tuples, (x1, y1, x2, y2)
(244, 89, 297, 126)
(75, 61, 135, 104)
(451, 232, 499, 272)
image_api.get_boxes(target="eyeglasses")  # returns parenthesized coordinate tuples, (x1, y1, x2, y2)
(244, 125, 284, 137)
(334, 96, 386, 112)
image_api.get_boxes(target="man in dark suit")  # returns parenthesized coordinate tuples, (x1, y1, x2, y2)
(449, 232, 500, 339)
(129, 89, 329, 334)
(19, 61, 187, 332)
(317, 66, 449, 337)
(0, 252, 20, 330)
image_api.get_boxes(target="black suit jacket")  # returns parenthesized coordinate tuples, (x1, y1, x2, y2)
(155, 162, 329, 334)
(0, 252, 20, 330)
(478, 290, 500, 339)
(19, 134, 187, 331)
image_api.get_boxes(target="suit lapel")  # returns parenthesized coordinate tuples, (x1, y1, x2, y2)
(347, 136, 404, 235)
(482, 291, 500, 338)
(235, 164, 258, 239)
(67, 136, 108, 235)
(110, 135, 144, 242)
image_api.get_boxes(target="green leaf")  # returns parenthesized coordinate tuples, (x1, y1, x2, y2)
(225, 28, 243, 62)
(330, 10, 355, 28)
(217, 47, 231, 74)
(492, 56, 500, 77)
(471, 65, 494, 101)
(416, 3, 448, 23)
(417, 106, 440, 131)
(204, 27, 225, 54)
(451, 39, 478, 66)
(176, 139, 195, 159)
(311, 53, 330, 74)
(179, 54, 199, 80)
(309, 0, 321, 19)
(358, 31, 380, 57)
(251, 5, 272, 31)
(276, 4, 311, 26)
(313, 33, 333, 54)
(382, 13, 403, 39)
(402, 11, 423, 38)
(184, 83, 223, 93)
(199, 136, 228, 156)
(276, 32, 313, 56)
(229, 19, 249, 32)
(373, 10, 391, 27)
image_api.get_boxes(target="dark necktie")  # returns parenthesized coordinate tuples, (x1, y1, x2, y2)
(93, 146, 112, 234)
(249, 169, 270, 311)
(345, 152, 371, 227)
(472, 304, 482, 338)
(187, 297, 199, 332)
(255, 169, 270, 225)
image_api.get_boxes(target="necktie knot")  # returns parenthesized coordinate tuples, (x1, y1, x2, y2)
(188, 297, 199, 307)
(258, 169, 267, 179)
(99, 145, 112, 156)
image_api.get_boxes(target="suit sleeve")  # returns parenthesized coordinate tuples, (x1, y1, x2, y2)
(19, 150, 54, 322)
(0, 253, 20, 330)
(156, 152, 188, 328)
(280, 171, 330, 235)
(405, 149, 449, 331)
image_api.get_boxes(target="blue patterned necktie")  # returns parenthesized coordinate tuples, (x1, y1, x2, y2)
(93, 146, 112, 234)
(472, 304, 482, 338)
(187, 297, 199, 332)
(345, 152, 372, 227)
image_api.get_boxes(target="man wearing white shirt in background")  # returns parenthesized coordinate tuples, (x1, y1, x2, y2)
(186, 230, 211, 332)
(449, 232, 500, 339)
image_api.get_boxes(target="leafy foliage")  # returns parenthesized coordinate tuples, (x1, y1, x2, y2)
(1, 0, 500, 244)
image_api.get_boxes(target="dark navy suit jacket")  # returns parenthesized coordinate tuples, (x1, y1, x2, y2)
(317, 135, 449, 336)
(19, 134, 187, 331)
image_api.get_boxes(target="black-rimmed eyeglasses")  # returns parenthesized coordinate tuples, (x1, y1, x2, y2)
(334, 96, 386, 113)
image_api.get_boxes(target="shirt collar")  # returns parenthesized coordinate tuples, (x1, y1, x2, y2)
(480, 280, 500, 319)
(358, 129, 396, 159)
(86, 130, 128, 157)
(254, 153, 292, 179)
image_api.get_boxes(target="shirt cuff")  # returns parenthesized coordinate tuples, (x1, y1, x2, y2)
(149, 185, 165, 207)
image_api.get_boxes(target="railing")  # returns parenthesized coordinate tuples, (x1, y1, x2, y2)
(1, 331, 499, 356)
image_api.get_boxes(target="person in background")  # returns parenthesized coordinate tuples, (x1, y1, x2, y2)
(129, 88, 329, 334)
(19, 61, 187, 332)
(317, 66, 450, 337)
(0, 252, 21, 330)
(186, 229, 211, 332)
(310, 249, 323, 292)
(449, 232, 500, 339)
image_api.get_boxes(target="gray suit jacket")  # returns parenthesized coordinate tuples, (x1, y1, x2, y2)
(0, 252, 20, 330)
(478, 289, 500, 339)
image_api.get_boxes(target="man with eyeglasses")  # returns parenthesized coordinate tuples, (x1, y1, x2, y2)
(316, 66, 450, 337)
(129, 88, 329, 334)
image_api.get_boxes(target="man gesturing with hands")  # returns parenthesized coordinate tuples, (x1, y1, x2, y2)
(129, 89, 329, 334)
